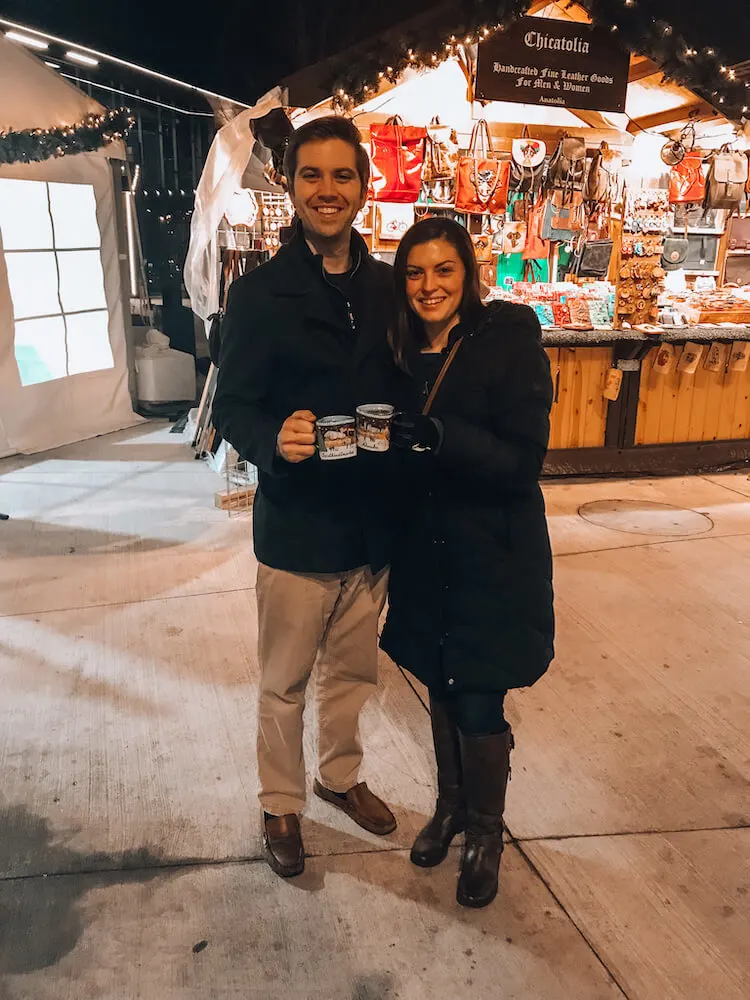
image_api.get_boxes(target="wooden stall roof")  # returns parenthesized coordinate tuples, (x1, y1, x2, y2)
(281, 0, 738, 145)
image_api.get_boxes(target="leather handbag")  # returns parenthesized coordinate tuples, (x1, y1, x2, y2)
(584, 141, 623, 208)
(455, 120, 510, 215)
(573, 239, 613, 278)
(509, 126, 546, 195)
(728, 216, 750, 251)
(208, 309, 224, 367)
(706, 147, 749, 212)
(471, 232, 494, 264)
(208, 250, 248, 365)
(662, 236, 689, 270)
(511, 196, 528, 222)
(501, 221, 527, 255)
(523, 199, 549, 260)
(370, 116, 426, 204)
(669, 151, 706, 205)
(422, 117, 459, 207)
(541, 191, 584, 242)
(725, 254, 750, 286)
(547, 134, 587, 193)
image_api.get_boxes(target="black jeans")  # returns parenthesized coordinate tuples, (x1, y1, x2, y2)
(431, 689, 508, 737)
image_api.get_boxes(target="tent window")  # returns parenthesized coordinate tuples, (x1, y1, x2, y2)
(0, 178, 113, 387)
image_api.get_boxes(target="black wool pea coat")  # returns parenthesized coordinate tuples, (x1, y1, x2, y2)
(212, 225, 398, 574)
(380, 301, 555, 694)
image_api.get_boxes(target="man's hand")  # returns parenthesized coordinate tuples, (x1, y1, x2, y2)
(277, 410, 317, 463)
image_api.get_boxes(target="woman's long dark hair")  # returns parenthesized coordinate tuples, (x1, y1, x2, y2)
(390, 217, 484, 372)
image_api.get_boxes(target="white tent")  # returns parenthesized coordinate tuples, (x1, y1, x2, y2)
(0, 34, 141, 457)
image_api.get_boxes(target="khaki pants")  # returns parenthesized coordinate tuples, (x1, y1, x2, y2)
(256, 562, 389, 816)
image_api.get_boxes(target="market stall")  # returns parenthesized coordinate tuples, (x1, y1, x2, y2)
(273, 0, 750, 476)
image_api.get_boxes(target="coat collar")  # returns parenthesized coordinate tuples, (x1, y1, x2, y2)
(404, 303, 485, 370)
(266, 220, 370, 297)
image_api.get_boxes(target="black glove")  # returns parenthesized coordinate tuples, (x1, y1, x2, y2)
(391, 412, 442, 452)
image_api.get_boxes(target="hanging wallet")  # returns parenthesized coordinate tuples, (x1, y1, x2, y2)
(662, 237, 689, 271)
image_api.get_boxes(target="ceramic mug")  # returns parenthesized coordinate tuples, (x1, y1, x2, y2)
(356, 404, 395, 453)
(316, 416, 357, 460)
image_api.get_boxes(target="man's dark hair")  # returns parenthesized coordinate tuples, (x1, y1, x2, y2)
(283, 115, 370, 194)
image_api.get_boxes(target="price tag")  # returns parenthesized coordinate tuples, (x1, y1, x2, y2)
(602, 368, 623, 401)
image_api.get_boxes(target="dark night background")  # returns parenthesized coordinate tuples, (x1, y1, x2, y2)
(1, 0, 748, 103)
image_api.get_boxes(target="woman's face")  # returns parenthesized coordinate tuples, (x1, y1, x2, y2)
(405, 238, 466, 328)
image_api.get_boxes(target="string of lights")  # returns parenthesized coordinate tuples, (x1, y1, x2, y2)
(0, 108, 133, 165)
(327, 0, 748, 124)
(57, 74, 215, 118)
(327, 1, 529, 110)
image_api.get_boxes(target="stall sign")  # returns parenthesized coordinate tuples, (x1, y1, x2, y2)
(476, 17, 630, 113)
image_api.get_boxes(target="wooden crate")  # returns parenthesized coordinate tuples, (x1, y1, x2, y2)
(214, 488, 256, 511)
(546, 346, 612, 450)
(635, 345, 750, 445)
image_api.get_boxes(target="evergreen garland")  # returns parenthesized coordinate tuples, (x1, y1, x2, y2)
(326, 0, 747, 125)
(327, 0, 530, 110)
(0, 108, 133, 166)
(581, 0, 748, 125)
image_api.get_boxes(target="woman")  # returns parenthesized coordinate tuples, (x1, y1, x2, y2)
(381, 218, 554, 909)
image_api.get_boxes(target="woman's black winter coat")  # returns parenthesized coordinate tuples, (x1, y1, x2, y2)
(380, 301, 555, 694)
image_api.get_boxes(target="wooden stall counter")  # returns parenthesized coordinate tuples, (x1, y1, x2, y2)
(544, 345, 612, 452)
(539, 327, 750, 477)
(636, 343, 750, 448)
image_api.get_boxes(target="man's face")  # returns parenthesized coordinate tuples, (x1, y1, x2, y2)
(290, 138, 366, 242)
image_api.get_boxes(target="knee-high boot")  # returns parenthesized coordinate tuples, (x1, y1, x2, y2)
(456, 728, 514, 908)
(410, 696, 465, 867)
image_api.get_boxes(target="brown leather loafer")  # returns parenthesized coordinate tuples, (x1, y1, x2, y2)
(313, 779, 397, 836)
(263, 812, 304, 877)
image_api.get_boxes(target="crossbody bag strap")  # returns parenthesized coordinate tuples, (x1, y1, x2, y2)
(422, 337, 464, 415)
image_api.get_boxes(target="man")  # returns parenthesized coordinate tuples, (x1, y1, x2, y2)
(213, 116, 398, 878)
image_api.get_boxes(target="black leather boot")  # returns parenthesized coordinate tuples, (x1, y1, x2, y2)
(410, 696, 465, 867)
(456, 728, 514, 908)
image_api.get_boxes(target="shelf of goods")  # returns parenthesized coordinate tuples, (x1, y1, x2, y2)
(269, 2, 750, 475)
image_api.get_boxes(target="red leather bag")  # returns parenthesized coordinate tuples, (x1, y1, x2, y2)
(523, 199, 549, 260)
(455, 120, 510, 215)
(370, 117, 426, 204)
(669, 151, 706, 205)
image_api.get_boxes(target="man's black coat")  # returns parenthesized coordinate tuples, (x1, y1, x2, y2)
(212, 224, 397, 574)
